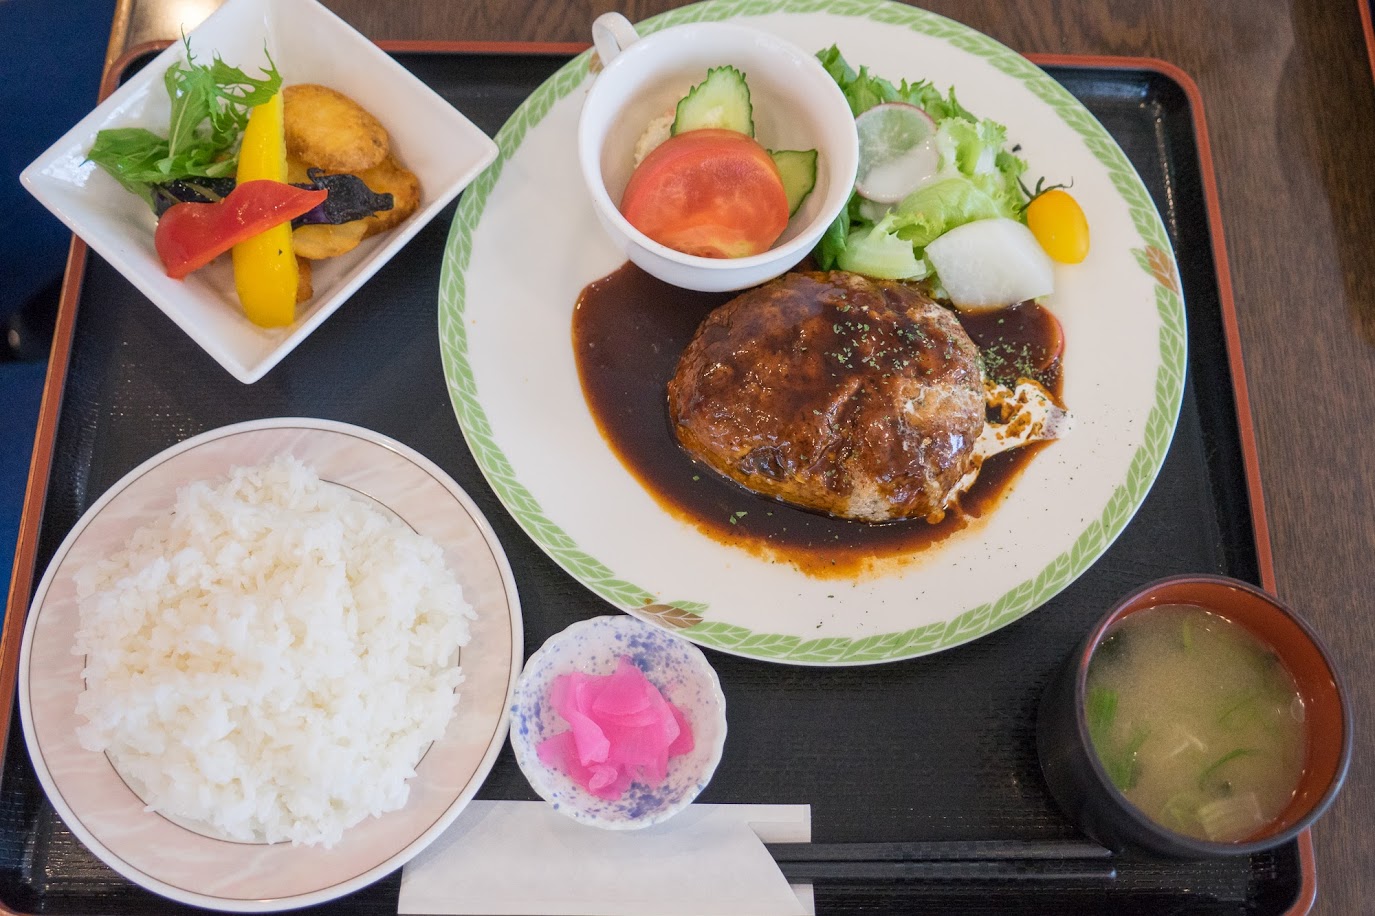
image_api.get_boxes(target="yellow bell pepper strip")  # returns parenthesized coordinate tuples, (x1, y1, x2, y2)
(233, 91, 298, 327)
(154, 181, 326, 279)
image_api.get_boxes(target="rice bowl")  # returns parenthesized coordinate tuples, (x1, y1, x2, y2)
(71, 456, 475, 847)
(19, 418, 521, 911)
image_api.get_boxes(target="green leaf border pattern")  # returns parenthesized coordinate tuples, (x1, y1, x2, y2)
(438, 0, 1186, 665)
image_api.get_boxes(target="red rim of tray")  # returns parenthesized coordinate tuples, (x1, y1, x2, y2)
(0, 39, 1311, 916)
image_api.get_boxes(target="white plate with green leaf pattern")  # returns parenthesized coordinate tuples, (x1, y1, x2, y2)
(438, 0, 1185, 666)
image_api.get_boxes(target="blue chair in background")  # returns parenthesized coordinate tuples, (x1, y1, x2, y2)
(2, 0, 116, 604)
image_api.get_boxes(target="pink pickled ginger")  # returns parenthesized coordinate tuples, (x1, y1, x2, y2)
(536, 657, 695, 800)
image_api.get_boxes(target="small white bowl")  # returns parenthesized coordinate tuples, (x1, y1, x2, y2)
(578, 13, 858, 293)
(20, 0, 497, 383)
(509, 615, 727, 830)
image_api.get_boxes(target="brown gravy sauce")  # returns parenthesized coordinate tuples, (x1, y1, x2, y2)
(572, 262, 1065, 578)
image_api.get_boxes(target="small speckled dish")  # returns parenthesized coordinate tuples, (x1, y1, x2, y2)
(509, 615, 727, 830)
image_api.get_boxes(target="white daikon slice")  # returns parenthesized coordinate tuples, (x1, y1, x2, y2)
(925, 217, 1054, 310)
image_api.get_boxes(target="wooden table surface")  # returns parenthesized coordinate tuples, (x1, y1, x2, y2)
(98, 0, 1373, 912)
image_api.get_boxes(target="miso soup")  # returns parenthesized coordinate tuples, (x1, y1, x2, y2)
(1084, 604, 1306, 842)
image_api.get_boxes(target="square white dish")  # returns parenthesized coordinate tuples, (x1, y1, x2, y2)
(21, 0, 497, 384)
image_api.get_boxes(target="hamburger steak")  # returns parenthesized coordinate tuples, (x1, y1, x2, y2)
(667, 271, 986, 523)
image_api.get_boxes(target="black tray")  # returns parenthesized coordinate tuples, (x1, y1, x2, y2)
(0, 48, 1306, 915)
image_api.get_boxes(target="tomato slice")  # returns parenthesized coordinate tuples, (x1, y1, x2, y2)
(620, 128, 790, 259)
(154, 180, 326, 280)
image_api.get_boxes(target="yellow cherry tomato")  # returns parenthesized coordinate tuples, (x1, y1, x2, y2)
(1026, 189, 1090, 264)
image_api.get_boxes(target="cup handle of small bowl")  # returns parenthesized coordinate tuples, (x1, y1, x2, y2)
(592, 12, 640, 68)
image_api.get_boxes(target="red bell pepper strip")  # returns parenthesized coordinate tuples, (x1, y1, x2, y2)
(154, 180, 327, 280)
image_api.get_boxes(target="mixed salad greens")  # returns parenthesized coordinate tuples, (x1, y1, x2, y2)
(87, 43, 284, 206)
(813, 47, 1081, 303)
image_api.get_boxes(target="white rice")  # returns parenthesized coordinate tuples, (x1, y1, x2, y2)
(71, 456, 474, 847)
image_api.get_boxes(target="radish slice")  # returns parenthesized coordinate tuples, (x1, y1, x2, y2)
(535, 657, 696, 800)
(667, 702, 696, 756)
(855, 102, 939, 203)
(591, 657, 657, 725)
(537, 731, 627, 798)
(560, 703, 610, 767)
(925, 217, 1055, 310)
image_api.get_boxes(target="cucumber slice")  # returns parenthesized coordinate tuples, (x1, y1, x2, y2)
(770, 149, 818, 216)
(672, 66, 754, 137)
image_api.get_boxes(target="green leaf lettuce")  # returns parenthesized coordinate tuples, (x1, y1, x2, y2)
(86, 39, 281, 209)
(811, 45, 1032, 280)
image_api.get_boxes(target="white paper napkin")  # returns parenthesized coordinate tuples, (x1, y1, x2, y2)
(398, 802, 813, 916)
